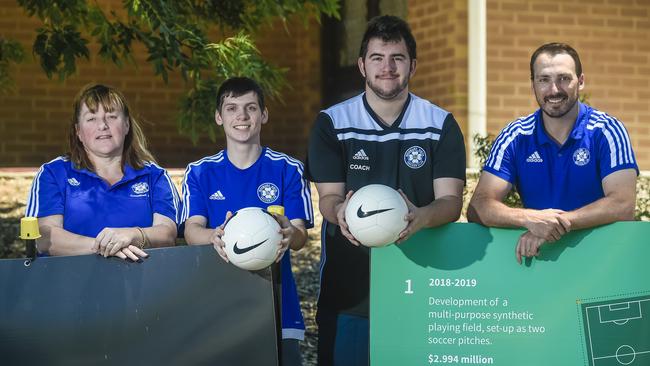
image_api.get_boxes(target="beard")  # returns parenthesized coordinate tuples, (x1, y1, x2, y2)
(365, 74, 410, 100)
(536, 90, 580, 119)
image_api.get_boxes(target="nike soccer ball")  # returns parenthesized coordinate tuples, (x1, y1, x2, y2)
(344, 184, 409, 247)
(222, 207, 282, 271)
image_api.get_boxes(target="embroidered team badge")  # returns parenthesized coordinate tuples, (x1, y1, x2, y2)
(404, 146, 426, 169)
(573, 148, 590, 166)
(257, 183, 279, 203)
(67, 178, 80, 186)
(131, 182, 149, 195)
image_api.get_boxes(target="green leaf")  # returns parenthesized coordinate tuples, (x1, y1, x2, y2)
(14, 0, 340, 143)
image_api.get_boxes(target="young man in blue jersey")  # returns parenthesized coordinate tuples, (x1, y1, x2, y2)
(468, 43, 638, 263)
(307, 16, 466, 366)
(182, 77, 313, 366)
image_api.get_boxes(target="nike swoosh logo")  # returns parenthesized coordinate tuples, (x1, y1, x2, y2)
(233, 239, 268, 255)
(356, 206, 394, 218)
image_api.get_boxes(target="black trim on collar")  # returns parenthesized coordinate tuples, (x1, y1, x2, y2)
(362, 92, 412, 131)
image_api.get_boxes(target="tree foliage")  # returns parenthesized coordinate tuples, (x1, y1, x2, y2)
(0, 39, 25, 93)
(10, 0, 339, 142)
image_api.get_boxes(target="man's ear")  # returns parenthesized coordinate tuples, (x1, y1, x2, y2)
(409, 58, 417, 78)
(261, 107, 269, 125)
(578, 73, 585, 91)
(358, 57, 366, 78)
(215, 109, 223, 126)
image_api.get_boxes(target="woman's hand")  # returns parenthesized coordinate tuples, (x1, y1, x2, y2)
(93, 227, 148, 260)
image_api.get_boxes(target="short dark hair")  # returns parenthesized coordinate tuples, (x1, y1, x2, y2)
(216, 77, 265, 113)
(530, 42, 582, 80)
(359, 15, 416, 60)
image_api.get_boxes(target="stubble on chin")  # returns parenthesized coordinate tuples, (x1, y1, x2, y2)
(366, 77, 409, 100)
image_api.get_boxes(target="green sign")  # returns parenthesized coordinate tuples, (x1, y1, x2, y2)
(370, 222, 650, 366)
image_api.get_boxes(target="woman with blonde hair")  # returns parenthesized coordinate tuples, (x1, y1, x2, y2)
(25, 84, 179, 260)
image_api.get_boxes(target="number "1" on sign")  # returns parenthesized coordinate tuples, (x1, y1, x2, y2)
(404, 279, 414, 294)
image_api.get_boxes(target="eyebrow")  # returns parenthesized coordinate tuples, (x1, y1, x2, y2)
(368, 52, 406, 58)
(536, 72, 573, 78)
(223, 101, 259, 108)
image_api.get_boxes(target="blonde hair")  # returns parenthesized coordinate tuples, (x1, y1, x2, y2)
(68, 84, 155, 171)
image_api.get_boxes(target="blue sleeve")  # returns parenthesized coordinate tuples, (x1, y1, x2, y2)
(282, 161, 314, 229)
(25, 163, 65, 218)
(151, 167, 181, 224)
(595, 116, 639, 179)
(483, 129, 517, 184)
(181, 165, 208, 223)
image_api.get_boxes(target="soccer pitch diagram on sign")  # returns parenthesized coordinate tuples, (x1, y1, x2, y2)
(580, 294, 650, 366)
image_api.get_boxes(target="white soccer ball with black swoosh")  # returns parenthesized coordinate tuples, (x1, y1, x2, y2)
(344, 184, 408, 247)
(222, 207, 282, 271)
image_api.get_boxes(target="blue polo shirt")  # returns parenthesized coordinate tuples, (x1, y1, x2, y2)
(484, 103, 638, 211)
(25, 156, 180, 241)
(181, 147, 314, 340)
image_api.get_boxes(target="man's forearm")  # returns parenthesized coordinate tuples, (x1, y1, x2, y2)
(467, 196, 529, 228)
(184, 224, 214, 245)
(319, 193, 345, 224)
(421, 195, 463, 228)
(563, 195, 635, 230)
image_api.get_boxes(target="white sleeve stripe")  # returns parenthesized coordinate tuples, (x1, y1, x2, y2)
(26, 166, 45, 217)
(266, 148, 303, 166)
(264, 151, 313, 224)
(600, 115, 627, 165)
(603, 128, 619, 168)
(604, 115, 635, 165)
(586, 122, 620, 168)
(486, 115, 535, 168)
(492, 126, 535, 171)
(488, 115, 535, 165)
(181, 165, 194, 222)
(26, 156, 66, 217)
(486, 117, 535, 170)
(608, 116, 630, 165)
(181, 152, 225, 222)
(153, 163, 181, 224)
(589, 114, 618, 162)
(588, 114, 635, 168)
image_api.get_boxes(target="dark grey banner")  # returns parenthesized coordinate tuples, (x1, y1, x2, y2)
(0, 245, 278, 365)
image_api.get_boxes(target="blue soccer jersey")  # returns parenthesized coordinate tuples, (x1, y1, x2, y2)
(25, 157, 180, 241)
(181, 147, 314, 340)
(484, 103, 638, 211)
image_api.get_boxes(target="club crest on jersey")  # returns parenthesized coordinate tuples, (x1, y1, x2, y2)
(131, 182, 149, 195)
(257, 183, 279, 203)
(573, 148, 590, 166)
(67, 178, 80, 186)
(404, 146, 426, 169)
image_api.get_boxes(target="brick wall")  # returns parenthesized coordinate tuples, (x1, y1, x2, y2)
(0, 1, 321, 167)
(487, 0, 650, 169)
(2, 0, 649, 170)
(257, 18, 322, 161)
(408, 0, 469, 138)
